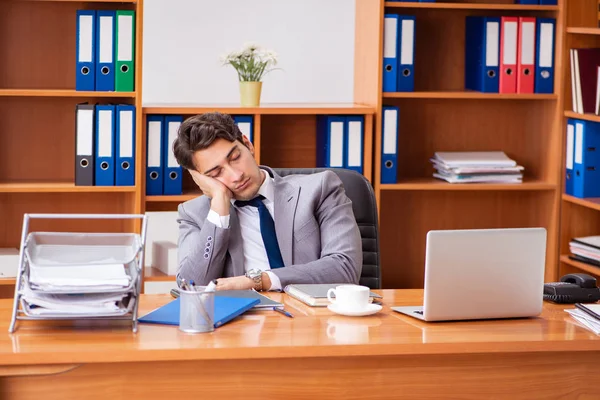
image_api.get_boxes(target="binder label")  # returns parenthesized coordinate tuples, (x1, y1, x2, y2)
(566, 124, 574, 169)
(348, 120, 362, 167)
(119, 110, 134, 157)
(503, 21, 517, 65)
(539, 23, 554, 68)
(148, 121, 162, 167)
(77, 109, 94, 156)
(521, 22, 535, 65)
(383, 18, 398, 58)
(79, 15, 93, 62)
(383, 109, 397, 154)
(575, 122, 584, 164)
(330, 121, 344, 167)
(118, 15, 133, 61)
(400, 20, 414, 65)
(167, 121, 180, 168)
(98, 110, 113, 157)
(99, 16, 113, 63)
(486, 22, 499, 67)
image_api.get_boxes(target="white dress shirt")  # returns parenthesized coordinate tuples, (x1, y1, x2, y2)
(206, 170, 283, 291)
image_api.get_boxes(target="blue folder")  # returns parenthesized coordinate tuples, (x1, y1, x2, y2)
(138, 296, 259, 328)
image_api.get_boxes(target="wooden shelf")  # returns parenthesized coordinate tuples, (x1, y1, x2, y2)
(562, 194, 600, 212)
(384, 1, 558, 11)
(142, 103, 376, 115)
(560, 255, 600, 276)
(564, 111, 600, 123)
(0, 278, 16, 286)
(566, 27, 600, 35)
(0, 182, 136, 193)
(144, 267, 175, 282)
(380, 178, 556, 191)
(12, 0, 137, 2)
(146, 191, 202, 202)
(383, 91, 557, 100)
(0, 89, 136, 98)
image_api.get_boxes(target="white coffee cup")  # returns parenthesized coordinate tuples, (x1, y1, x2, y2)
(327, 284, 370, 311)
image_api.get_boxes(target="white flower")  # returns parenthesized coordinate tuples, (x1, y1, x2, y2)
(242, 41, 260, 52)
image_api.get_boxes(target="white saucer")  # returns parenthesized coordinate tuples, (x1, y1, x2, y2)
(327, 303, 382, 317)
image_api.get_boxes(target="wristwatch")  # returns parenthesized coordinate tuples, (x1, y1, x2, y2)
(245, 269, 263, 291)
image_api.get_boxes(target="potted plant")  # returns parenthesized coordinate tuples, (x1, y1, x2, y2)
(221, 42, 278, 107)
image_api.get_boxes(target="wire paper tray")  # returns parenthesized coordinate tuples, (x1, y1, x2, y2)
(8, 213, 148, 333)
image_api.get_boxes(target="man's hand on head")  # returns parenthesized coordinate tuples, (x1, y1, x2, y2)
(188, 169, 232, 216)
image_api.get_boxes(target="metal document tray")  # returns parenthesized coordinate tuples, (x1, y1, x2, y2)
(9, 213, 149, 333)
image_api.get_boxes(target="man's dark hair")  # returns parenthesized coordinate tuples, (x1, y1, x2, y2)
(173, 112, 245, 171)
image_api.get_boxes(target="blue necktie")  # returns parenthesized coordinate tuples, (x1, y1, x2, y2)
(235, 196, 285, 269)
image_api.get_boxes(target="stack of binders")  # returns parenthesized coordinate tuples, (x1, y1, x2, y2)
(382, 14, 415, 92)
(76, 9, 136, 92)
(315, 115, 364, 175)
(564, 119, 600, 198)
(430, 151, 524, 184)
(464, 15, 555, 94)
(145, 115, 255, 196)
(75, 103, 136, 187)
(569, 47, 600, 115)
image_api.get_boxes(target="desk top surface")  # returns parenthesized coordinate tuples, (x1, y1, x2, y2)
(1, 289, 599, 365)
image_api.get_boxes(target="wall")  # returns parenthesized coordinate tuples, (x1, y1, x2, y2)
(141, 0, 357, 105)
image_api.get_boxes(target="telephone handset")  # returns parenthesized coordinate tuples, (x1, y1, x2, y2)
(543, 273, 600, 304)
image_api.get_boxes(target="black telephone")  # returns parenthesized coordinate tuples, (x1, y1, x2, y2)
(543, 273, 600, 304)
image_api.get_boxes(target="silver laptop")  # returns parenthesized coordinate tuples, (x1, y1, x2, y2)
(392, 228, 547, 322)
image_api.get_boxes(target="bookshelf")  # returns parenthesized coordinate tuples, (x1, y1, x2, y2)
(0, 0, 143, 290)
(558, 0, 600, 279)
(375, 0, 564, 288)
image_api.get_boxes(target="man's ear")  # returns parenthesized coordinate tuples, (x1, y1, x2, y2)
(241, 135, 254, 155)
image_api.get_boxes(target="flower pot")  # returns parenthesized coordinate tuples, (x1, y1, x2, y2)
(239, 81, 262, 107)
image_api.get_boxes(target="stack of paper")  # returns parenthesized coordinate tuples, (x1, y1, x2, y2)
(28, 263, 131, 292)
(569, 236, 600, 267)
(565, 304, 600, 335)
(430, 151, 524, 184)
(22, 262, 132, 316)
(21, 286, 129, 316)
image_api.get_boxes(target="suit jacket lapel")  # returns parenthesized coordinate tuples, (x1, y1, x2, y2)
(228, 205, 245, 276)
(272, 173, 300, 267)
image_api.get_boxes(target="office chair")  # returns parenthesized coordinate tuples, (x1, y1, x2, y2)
(273, 168, 381, 289)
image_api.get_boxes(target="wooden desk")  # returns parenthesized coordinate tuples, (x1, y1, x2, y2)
(0, 290, 599, 399)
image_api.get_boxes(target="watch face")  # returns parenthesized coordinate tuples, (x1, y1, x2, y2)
(248, 269, 261, 278)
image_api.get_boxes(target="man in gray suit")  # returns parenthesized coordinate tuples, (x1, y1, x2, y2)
(172, 112, 362, 292)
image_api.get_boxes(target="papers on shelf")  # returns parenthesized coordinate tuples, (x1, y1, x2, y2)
(28, 263, 131, 291)
(569, 236, 600, 267)
(430, 151, 524, 184)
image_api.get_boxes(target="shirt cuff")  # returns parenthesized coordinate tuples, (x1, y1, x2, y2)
(207, 209, 230, 229)
(265, 271, 282, 291)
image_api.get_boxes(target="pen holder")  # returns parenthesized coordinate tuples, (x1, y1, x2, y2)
(179, 287, 215, 333)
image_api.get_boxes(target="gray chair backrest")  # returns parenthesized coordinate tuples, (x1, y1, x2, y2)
(273, 168, 381, 289)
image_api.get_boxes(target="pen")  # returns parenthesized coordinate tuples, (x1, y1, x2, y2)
(273, 307, 294, 318)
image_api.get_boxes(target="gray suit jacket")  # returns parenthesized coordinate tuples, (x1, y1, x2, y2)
(176, 166, 362, 288)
